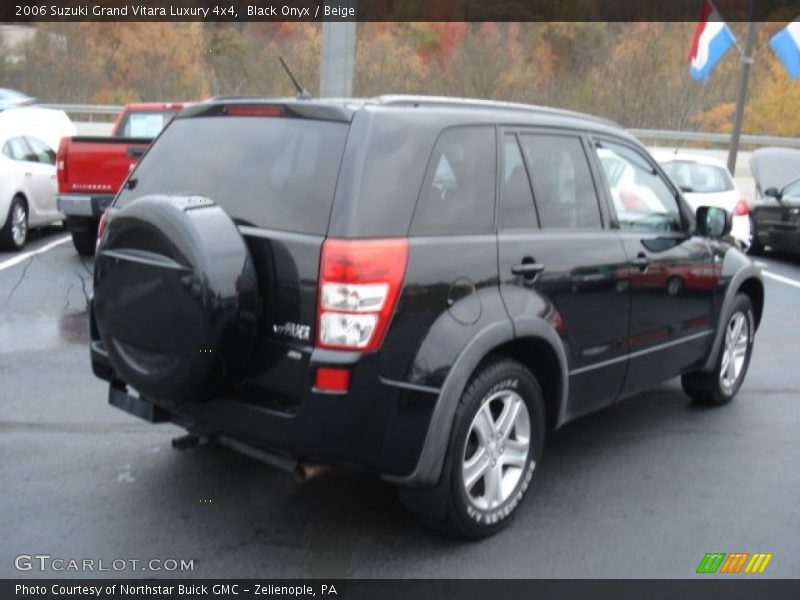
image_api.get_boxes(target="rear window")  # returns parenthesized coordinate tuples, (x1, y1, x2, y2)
(116, 116, 349, 235)
(117, 110, 179, 138)
(661, 161, 734, 194)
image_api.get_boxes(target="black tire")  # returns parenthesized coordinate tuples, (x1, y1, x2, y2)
(666, 275, 684, 296)
(0, 196, 28, 251)
(682, 294, 755, 406)
(747, 217, 764, 255)
(70, 226, 98, 256)
(399, 357, 545, 538)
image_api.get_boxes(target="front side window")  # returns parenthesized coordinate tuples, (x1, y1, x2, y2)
(783, 179, 800, 199)
(518, 133, 603, 229)
(595, 141, 683, 233)
(411, 126, 496, 235)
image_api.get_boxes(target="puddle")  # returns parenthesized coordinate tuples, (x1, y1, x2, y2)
(0, 310, 89, 353)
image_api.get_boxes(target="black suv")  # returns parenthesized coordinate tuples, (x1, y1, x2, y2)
(90, 96, 763, 537)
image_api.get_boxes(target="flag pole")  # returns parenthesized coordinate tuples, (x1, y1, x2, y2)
(727, 0, 758, 175)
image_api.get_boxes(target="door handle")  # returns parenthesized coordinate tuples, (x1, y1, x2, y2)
(24, 172, 32, 177)
(630, 254, 650, 270)
(511, 260, 545, 279)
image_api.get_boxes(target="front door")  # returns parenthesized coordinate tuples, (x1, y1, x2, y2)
(590, 138, 717, 396)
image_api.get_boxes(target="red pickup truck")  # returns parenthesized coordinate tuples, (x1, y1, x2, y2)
(57, 103, 184, 255)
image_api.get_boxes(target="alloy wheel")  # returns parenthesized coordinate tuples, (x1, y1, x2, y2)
(719, 311, 749, 394)
(462, 390, 531, 511)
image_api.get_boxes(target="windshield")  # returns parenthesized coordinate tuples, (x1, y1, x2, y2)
(661, 161, 734, 193)
(116, 115, 349, 235)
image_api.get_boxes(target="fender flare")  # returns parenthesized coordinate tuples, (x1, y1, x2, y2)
(700, 259, 763, 373)
(384, 317, 568, 487)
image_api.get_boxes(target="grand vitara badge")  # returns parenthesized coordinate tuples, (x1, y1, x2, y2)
(272, 322, 311, 341)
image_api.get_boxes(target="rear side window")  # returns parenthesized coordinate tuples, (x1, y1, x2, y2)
(116, 116, 349, 235)
(410, 126, 496, 235)
(518, 133, 602, 229)
(2, 137, 34, 162)
(25, 136, 56, 165)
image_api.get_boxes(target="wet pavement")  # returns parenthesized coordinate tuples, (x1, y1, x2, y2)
(1, 227, 799, 579)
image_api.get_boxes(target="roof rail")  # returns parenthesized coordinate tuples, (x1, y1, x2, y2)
(375, 95, 620, 128)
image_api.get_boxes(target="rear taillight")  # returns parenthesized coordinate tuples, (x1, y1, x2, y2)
(733, 198, 750, 216)
(56, 138, 68, 192)
(96, 209, 110, 250)
(316, 238, 409, 351)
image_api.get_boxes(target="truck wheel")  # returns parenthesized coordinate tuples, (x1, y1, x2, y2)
(682, 294, 754, 406)
(0, 196, 28, 251)
(399, 357, 545, 538)
(68, 218, 98, 256)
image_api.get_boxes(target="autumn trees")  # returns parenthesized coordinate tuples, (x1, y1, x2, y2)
(2, 21, 798, 135)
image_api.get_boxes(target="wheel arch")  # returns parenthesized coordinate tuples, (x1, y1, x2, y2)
(701, 258, 764, 373)
(385, 317, 568, 487)
(738, 276, 764, 330)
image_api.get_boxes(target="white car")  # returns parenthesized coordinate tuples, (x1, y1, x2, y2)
(653, 151, 751, 248)
(0, 108, 75, 251)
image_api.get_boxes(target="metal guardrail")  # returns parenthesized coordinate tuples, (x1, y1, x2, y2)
(630, 128, 800, 149)
(40, 104, 800, 149)
(41, 103, 123, 116)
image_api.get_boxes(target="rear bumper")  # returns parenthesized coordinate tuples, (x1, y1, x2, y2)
(90, 311, 439, 482)
(58, 194, 114, 218)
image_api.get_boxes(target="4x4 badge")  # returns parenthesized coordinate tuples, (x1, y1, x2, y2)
(273, 322, 311, 341)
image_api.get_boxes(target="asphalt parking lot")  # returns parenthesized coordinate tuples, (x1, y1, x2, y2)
(1, 226, 799, 579)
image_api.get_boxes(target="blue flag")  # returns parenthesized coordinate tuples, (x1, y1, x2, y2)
(769, 21, 800, 79)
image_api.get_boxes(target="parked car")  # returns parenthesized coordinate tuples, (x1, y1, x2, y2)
(749, 147, 800, 255)
(653, 151, 751, 249)
(89, 96, 763, 538)
(57, 102, 184, 255)
(0, 108, 76, 250)
(0, 88, 36, 111)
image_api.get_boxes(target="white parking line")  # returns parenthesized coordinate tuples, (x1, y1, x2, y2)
(0, 235, 71, 272)
(763, 270, 800, 289)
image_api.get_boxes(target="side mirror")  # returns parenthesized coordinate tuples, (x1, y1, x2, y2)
(764, 187, 781, 200)
(696, 206, 731, 239)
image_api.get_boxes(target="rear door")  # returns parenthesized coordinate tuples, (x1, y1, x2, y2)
(497, 129, 630, 419)
(590, 138, 717, 396)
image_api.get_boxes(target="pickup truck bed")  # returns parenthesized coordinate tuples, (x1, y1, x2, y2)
(56, 102, 183, 255)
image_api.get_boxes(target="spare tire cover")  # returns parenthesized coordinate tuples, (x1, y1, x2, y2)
(93, 195, 260, 405)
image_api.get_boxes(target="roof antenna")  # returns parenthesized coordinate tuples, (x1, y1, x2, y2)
(279, 56, 311, 99)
